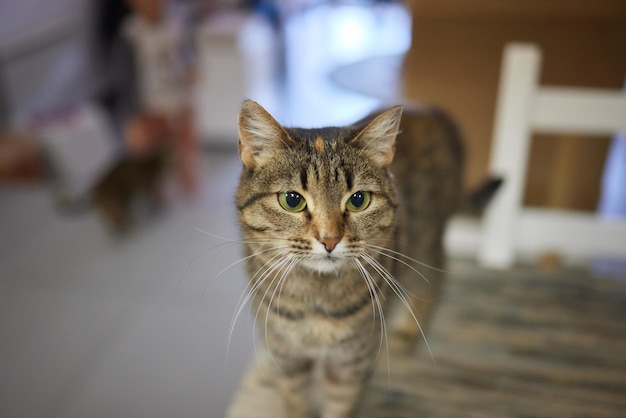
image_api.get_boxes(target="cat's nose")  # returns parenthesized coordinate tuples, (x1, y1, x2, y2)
(319, 237, 340, 253)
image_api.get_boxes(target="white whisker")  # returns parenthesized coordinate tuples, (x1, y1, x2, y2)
(360, 253, 436, 363)
(173, 244, 218, 292)
(275, 258, 298, 322)
(196, 245, 289, 308)
(227, 252, 289, 360)
(363, 243, 448, 273)
(251, 255, 294, 371)
(214, 245, 290, 281)
(352, 259, 379, 332)
(353, 258, 390, 383)
(363, 246, 431, 286)
(263, 257, 298, 374)
(194, 227, 296, 245)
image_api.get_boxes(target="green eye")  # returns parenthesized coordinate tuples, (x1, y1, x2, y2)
(278, 191, 307, 212)
(346, 191, 371, 212)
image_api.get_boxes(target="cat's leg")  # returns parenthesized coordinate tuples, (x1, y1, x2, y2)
(321, 341, 377, 418)
(321, 363, 371, 418)
(277, 369, 315, 418)
(259, 348, 315, 418)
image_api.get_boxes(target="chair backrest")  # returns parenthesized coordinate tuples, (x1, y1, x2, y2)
(478, 43, 626, 268)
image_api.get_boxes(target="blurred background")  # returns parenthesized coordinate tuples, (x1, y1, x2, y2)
(0, 0, 625, 417)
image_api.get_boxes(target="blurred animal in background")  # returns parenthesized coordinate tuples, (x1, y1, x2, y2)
(91, 0, 200, 233)
(93, 150, 168, 235)
(92, 114, 170, 234)
(120, 0, 199, 198)
(102, 1, 197, 164)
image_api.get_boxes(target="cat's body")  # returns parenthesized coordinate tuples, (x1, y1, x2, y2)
(233, 101, 464, 418)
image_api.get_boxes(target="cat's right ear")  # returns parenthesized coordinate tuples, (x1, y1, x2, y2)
(350, 105, 403, 167)
(238, 100, 294, 169)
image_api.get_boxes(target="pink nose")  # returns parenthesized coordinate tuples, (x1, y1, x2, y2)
(319, 237, 340, 253)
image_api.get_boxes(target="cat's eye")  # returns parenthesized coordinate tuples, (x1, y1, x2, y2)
(278, 191, 307, 212)
(346, 191, 371, 212)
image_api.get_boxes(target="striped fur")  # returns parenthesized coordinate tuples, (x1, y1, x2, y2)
(234, 100, 464, 418)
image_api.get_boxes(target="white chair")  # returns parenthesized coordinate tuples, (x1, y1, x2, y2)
(478, 43, 626, 269)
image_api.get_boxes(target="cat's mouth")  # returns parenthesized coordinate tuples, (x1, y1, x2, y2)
(300, 253, 346, 275)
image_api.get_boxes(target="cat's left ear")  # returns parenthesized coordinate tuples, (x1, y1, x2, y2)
(350, 105, 403, 167)
(238, 100, 294, 169)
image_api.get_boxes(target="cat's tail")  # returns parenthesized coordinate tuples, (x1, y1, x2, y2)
(458, 176, 504, 216)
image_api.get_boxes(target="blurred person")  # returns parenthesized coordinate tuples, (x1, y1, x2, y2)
(124, 0, 198, 197)
(100, 0, 199, 199)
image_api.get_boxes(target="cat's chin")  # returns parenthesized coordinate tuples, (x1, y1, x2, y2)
(301, 256, 346, 275)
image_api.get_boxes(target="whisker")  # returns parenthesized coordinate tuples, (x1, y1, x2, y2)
(252, 256, 294, 372)
(172, 244, 220, 293)
(231, 254, 286, 328)
(275, 258, 299, 321)
(183, 227, 291, 301)
(194, 227, 298, 245)
(175, 233, 255, 294)
(352, 259, 379, 332)
(214, 245, 291, 281)
(193, 228, 238, 242)
(353, 258, 390, 383)
(229, 256, 291, 366)
(194, 228, 272, 244)
(226, 252, 289, 359)
(229, 251, 284, 324)
(362, 243, 449, 273)
(363, 246, 432, 286)
(196, 245, 290, 308)
(360, 253, 436, 363)
(263, 257, 298, 374)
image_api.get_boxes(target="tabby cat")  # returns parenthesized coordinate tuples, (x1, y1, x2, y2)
(233, 100, 465, 418)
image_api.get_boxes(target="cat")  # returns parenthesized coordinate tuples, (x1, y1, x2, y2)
(233, 100, 475, 418)
(93, 150, 167, 234)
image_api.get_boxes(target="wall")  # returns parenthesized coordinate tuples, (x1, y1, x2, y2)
(403, 0, 626, 210)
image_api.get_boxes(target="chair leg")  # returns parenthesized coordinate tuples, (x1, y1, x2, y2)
(478, 44, 541, 269)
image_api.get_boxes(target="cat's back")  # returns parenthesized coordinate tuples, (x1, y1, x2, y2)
(395, 105, 464, 175)
(395, 105, 464, 217)
(387, 104, 465, 266)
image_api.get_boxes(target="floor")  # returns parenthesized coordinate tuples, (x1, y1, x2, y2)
(0, 150, 257, 418)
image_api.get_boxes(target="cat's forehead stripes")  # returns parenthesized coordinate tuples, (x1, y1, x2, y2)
(288, 133, 387, 197)
(300, 166, 308, 190)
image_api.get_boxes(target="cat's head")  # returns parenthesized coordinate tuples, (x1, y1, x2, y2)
(235, 100, 402, 275)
